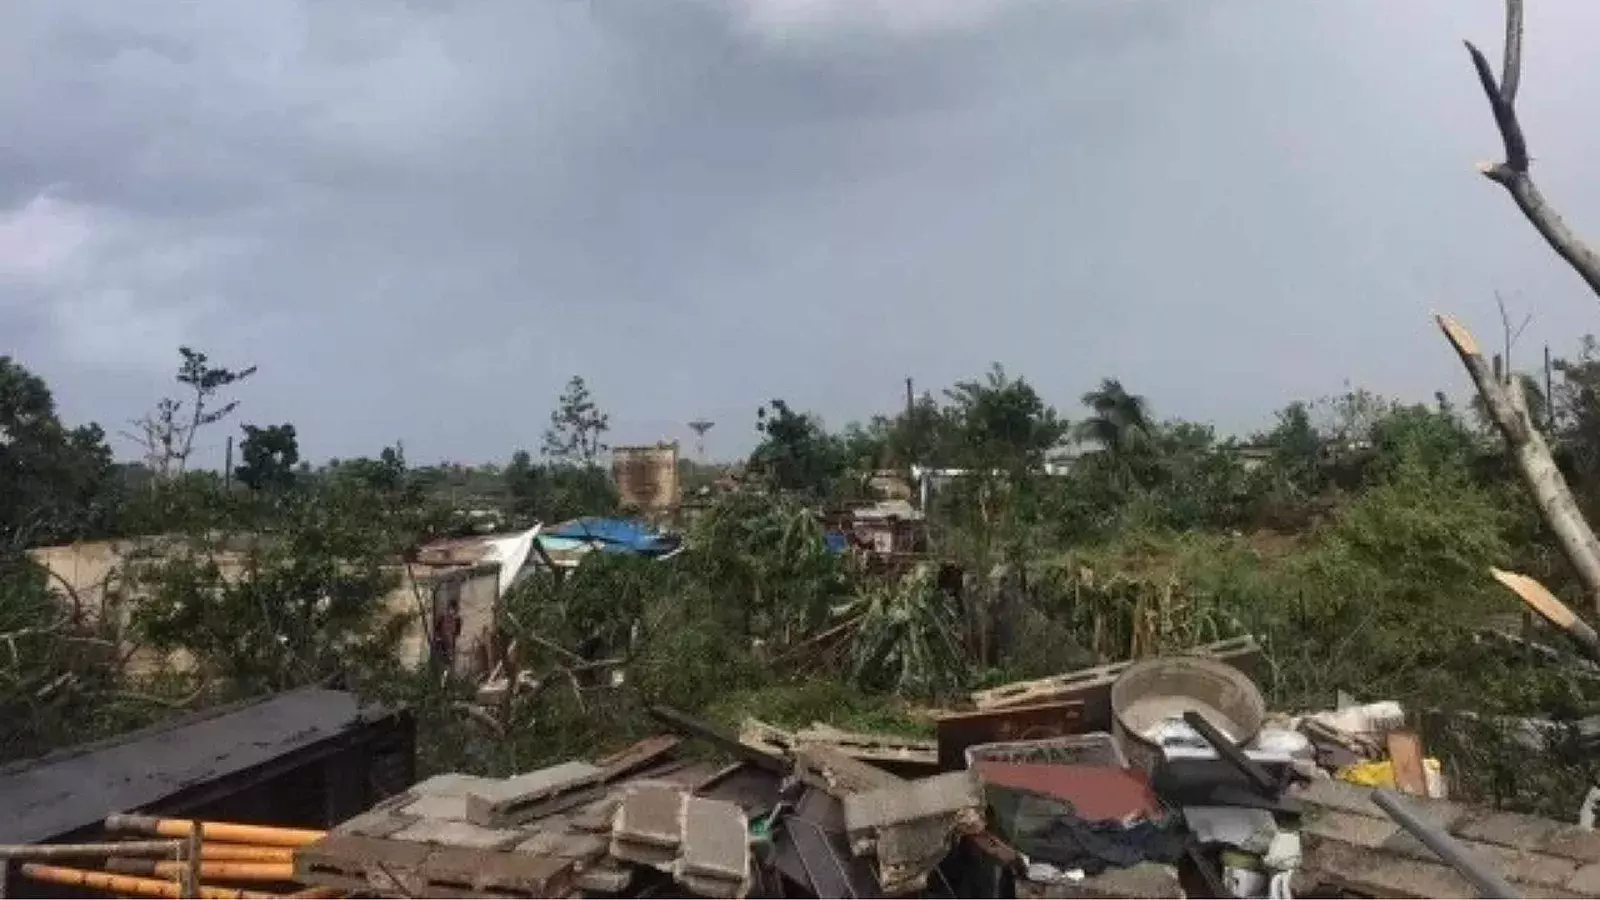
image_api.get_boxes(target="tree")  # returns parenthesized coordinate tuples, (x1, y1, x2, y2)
(542, 376, 609, 468)
(1077, 378, 1149, 459)
(946, 364, 1067, 474)
(750, 400, 844, 498)
(235, 424, 300, 492)
(0, 357, 117, 545)
(1442, 0, 1600, 614)
(123, 347, 256, 477)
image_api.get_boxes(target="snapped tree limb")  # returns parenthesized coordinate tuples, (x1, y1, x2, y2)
(1438, 314, 1600, 612)
(1465, 0, 1600, 299)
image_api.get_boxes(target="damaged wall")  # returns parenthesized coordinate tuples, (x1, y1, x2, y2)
(612, 443, 681, 513)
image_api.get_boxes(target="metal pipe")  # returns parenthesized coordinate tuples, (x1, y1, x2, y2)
(1370, 789, 1516, 898)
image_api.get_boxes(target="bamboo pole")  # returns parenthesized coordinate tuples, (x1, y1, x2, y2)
(0, 840, 183, 859)
(108, 858, 297, 884)
(182, 820, 202, 900)
(106, 815, 325, 849)
(286, 888, 346, 899)
(17, 863, 276, 900)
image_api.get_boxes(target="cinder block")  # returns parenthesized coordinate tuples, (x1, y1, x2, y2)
(411, 772, 500, 797)
(679, 797, 749, 883)
(842, 771, 979, 840)
(571, 794, 624, 832)
(794, 743, 906, 796)
(1456, 810, 1565, 852)
(421, 845, 575, 897)
(1545, 828, 1600, 865)
(613, 785, 687, 850)
(1568, 862, 1600, 895)
(576, 863, 634, 893)
(1301, 809, 1402, 850)
(295, 834, 433, 892)
(515, 828, 608, 862)
(401, 792, 471, 821)
(390, 817, 522, 850)
(333, 807, 419, 839)
(465, 760, 605, 826)
(1294, 779, 1466, 831)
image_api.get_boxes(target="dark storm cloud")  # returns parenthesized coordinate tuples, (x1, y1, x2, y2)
(4, 0, 1600, 465)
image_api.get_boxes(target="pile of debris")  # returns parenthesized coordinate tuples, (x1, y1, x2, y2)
(278, 634, 1600, 898)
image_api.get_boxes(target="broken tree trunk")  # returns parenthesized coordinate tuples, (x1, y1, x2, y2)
(1438, 315, 1600, 613)
(1466, 0, 1600, 300)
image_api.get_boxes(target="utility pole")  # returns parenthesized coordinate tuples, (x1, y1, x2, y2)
(905, 377, 914, 421)
(223, 435, 233, 492)
(1546, 344, 1556, 432)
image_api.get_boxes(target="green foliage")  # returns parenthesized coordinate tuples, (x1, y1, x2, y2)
(0, 357, 118, 545)
(235, 423, 300, 492)
(503, 449, 619, 526)
(541, 376, 610, 467)
(750, 400, 845, 499)
(947, 364, 1069, 474)
(686, 492, 847, 639)
(1262, 446, 1511, 708)
(836, 566, 968, 699)
(706, 679, 933, 738)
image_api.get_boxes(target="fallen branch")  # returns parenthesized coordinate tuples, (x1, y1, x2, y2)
(1438, 315, 1600, 612)
(1465, 0, 1600, 299)
(1490, 568, 1600, 664)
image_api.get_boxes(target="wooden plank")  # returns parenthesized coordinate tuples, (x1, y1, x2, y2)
(934, 701, 1086, 770)
(648, 706, 789, 775)
(1388, 730, 1429, 798)
(596, 735, 681, 782)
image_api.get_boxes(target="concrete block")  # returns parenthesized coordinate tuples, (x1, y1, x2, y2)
(1568, 862, 1600, 895)
(401, 792, 472, 821)
(515, 828, 608, 862)
(1301, 809, 1402, 850)
(680, 870, 748, 898)
(421, 845, 576, 898)
(390, 817, 523, 850)
(613, 785, 687, 850)
(571, 794, 624, 832)
(1456, 810, 1566, 852)
(1294, 778, 1467, 831)
(333, 807, 419, 839)
(294, 834, 433, 893)
(842, 770, 979, 839)
(679, 797, 750, 884)
(1545, 828, 1600, 864)
(611, 835, 679, 868)
(1184, 805, 1278, 854)
(466, 760, 605, 826)
(410, 772, 500, 797)
(576, 863, 634, 893)
(795, 743, 906, 797)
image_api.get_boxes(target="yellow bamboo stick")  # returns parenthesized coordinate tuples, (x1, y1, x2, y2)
(109, 857, 297, 883)
(105, 815, 326, 849)
(18, 862, 277, 899)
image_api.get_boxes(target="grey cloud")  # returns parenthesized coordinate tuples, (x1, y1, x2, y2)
(4, 0, 1600, 465)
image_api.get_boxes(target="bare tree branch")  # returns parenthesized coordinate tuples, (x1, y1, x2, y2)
(1439, 314, 1600, 612)
(1465, 0, 1600, 299)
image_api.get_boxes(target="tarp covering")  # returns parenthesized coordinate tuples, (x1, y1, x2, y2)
(544, 517, 679, 556)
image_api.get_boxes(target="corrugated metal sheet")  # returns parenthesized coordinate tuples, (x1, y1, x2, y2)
(612, 443, 681, 512)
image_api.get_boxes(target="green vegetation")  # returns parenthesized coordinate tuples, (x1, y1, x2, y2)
(4, 342, 1600, 818)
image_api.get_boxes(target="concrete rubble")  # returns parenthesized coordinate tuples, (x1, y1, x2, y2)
(278, 638, 1600, 899)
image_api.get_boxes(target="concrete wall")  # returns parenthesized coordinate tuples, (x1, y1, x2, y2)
(29, 539, 497, 677)
(613, 443, 681, 512)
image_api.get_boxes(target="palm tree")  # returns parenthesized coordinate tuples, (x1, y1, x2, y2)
(1077, 378, 1151, 458)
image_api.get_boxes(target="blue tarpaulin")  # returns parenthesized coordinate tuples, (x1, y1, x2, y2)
(545, 517, 679, 556)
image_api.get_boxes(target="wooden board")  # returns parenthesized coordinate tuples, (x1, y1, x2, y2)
(934, 701, 1086, 770)
(1386, 730, 1428, 797)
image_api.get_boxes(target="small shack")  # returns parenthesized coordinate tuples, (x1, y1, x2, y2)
(0, 687, 414, 895)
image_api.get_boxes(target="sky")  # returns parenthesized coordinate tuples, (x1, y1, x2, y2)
(5, 0, 1600, 466)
